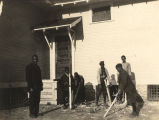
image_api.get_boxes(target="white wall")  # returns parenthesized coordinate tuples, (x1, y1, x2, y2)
(63, 1, 159, 85)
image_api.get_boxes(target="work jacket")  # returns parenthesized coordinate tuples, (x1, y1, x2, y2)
(25, 63, 43, 91)
(118, 70, 143, 104)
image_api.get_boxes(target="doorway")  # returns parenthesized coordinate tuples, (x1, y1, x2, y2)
(55, 35, 72, 104)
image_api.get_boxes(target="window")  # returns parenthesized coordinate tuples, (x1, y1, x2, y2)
(92, 6, 111, 22)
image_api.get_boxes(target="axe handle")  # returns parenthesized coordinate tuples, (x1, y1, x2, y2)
(106, 85, 112, 104)
(69, 74, 72, 109)
(105, 80, 112, 103)
(72, 83, 81, 104)
(103, 92, 119, 118)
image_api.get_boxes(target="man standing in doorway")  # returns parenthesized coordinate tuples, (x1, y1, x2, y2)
(96, 61, 110, 107)
(26, 55, 43, 118)
(115, 64, 144, 117)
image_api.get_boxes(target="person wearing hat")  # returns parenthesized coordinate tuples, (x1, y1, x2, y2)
(115, 64, 144, 117)
(96, 61, 110, 106)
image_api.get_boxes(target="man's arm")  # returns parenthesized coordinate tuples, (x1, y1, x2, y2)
(97, 68, 101, 84)
(39, 68, 43, 91)
(71, 75, 75, 90)
(105, 68, 110, 81)
(127, 63, 132, 76)
(25, 65, 33, 91)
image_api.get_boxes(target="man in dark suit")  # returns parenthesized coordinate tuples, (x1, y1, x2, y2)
(116, 64, 144, 117)
(26, 55, 43, 118)
(60, 67, 74, 109)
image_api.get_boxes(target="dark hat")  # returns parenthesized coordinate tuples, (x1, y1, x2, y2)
(99, 61, 104, 65)
(121, 55, 126, 59)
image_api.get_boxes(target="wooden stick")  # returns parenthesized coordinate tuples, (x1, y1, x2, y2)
(69, 73, 72, 109)
(72, 83, 81, 104)
(103, 93, 119, 118)
(105, 80, 112, 104)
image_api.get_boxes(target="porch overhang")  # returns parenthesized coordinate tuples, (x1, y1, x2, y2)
(33, 17, 82, 31)
(33, 17, 82, 49)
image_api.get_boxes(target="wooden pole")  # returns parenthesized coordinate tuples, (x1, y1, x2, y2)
(105, 80, 112, 104)
(42, 30, 51, 49)
(68, 30, 75, 74)
(69, 73, 72, 109)
(72, 82, 81, 104)
(106, 83, 112, 104)
(103, 93, 119, 118)
(68, 29, 75, 109)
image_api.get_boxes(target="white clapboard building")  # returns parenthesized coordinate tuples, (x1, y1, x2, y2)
(0, 0, 159, 107)
(32, 0, 159, 104)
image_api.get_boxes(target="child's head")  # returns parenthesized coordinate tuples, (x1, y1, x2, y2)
(111, 74, 115, 80)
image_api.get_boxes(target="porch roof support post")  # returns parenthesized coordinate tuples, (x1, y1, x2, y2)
(68, 29, 75, 75)
(50, 40, 56, 80)
(68, 28, 75, 110)
(42, 29, 52, 49)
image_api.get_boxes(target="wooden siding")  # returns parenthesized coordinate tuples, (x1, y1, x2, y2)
(0, 0, 57, 85)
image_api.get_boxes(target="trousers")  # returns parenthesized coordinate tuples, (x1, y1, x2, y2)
(29, 90, 41, 116)
(96, 83, 107, 104)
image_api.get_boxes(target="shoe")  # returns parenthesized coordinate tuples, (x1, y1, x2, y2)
(129, 112, 138, 118)
(39, 113, 44, 116)
(131, 111, 136, 115)
(71, 105, 76, 109)
(29, 114, 37, 118)
(104, 103, 109, 108)
(136, 102, 144, 116)
(63, 105, 68, 109)
(96, 102, 98, 106)
(34, 114, 38, 118)
(29, 113, 34, 117)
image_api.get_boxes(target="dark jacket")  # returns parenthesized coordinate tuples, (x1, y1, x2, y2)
(59, 73, 74, 92)
(118, 70, 142, 104)
(74, 75, 84, 89)
(25, 63, 43, 91)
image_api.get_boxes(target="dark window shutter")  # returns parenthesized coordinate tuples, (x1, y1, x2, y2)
(92, 6, 111, 22)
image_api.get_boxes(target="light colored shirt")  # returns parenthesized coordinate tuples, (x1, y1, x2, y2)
(122, 62, 131, 76)
(97, 67, 110, 85)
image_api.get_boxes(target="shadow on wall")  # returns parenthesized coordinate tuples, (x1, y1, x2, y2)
(85, 82, 95, 102)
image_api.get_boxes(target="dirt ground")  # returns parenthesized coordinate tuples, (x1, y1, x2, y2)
(0, 85, 159, 120)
